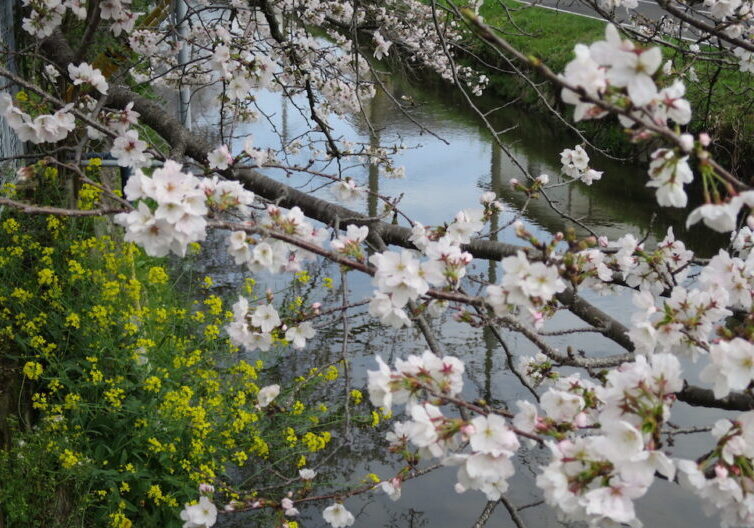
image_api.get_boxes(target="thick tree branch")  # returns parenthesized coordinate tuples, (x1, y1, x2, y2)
(678, 384, 754, 411)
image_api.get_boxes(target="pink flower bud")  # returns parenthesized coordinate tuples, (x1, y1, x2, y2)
(679, 133, 694, 153)
(461, 424, 476, 437)
(699, 132, 711, 147)
(573, 412, 589, 428)
(199, 483, 215, 494)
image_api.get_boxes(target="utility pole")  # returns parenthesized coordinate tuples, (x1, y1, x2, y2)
(175, 0, 192, 131)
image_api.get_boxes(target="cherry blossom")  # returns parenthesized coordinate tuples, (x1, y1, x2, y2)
(68, 62, 108, 94)
(257, 384, 281, 408)
(110, 130, 150, 168)
(322, 503, 355, 527)
(180, 496, 217, 528)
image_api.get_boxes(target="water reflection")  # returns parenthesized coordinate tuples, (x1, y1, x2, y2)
(183, 71, 730, 527)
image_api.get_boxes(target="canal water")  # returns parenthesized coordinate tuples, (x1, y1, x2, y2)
(182, 71, 728, 527)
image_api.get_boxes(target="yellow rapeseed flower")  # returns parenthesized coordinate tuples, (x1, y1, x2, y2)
(65, 313, 81, 329)
(2, 218, 19, 233)
(59, 449, 80, 469)
(350, 389, 363, 405)
(147, 266, 169, 285)
(23, 361, 43, 380)
(144, 376, 162, 392)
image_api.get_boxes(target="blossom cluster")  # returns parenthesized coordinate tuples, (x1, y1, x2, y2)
(22, 0, 137, 38)
(610, 228, 693, 293)
(561, 24, 691, 125)
(227, 205, 327, 274)
(367, 204, 489, 327)
(678, 413, 754, 527)
(115, 162, 209, 257)
(226, 295, 316, 353)
(0, 93, 75, 145)
(485, 251, 566, 326)
(560, 145, 603, 185)
(116, 161, 253, 257)
(559, 25, 700, 207)
(21, 0, 86, 38)
(368, 350, 522, 501)
(530, 354, 681, 526)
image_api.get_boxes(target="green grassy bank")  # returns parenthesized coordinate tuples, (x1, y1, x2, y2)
(459, 1, 754, 175)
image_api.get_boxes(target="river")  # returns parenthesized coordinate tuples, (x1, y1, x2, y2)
(182, 70, 728, 527)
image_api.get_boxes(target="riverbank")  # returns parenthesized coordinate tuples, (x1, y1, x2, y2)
(460, 1, 754, 175)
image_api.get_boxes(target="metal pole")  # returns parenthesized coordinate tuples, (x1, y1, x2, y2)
(175, 0, 192, 131)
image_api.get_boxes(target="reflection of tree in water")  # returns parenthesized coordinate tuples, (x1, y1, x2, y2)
(353, 69, 726, 256)
(383, 508, 429, 528)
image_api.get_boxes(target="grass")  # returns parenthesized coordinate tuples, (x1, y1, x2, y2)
(477, 0, 605, 72)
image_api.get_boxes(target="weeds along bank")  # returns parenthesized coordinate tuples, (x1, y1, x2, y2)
(0, 159, 370, 528)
